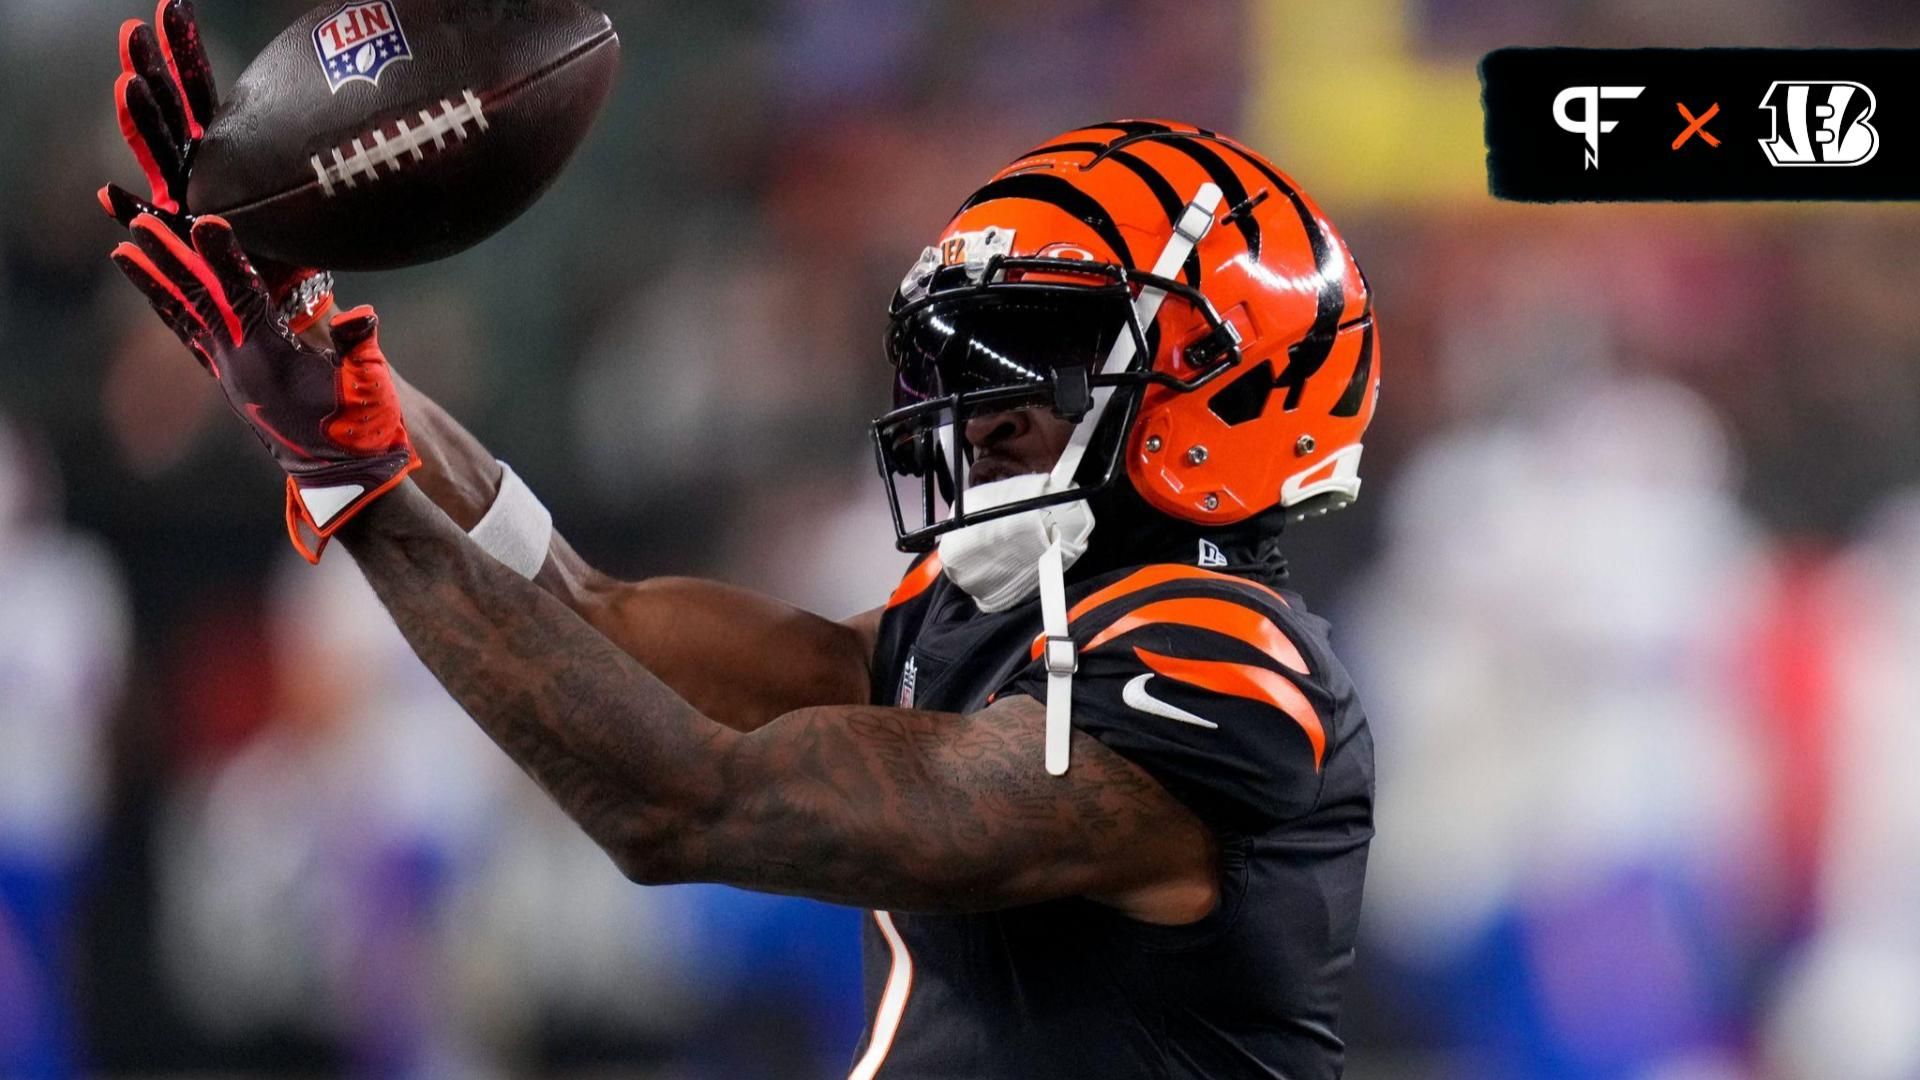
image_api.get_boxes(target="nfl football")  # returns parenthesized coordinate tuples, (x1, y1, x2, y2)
(188, 0, 620, 271)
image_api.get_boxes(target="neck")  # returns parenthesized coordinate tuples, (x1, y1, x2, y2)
(1069, 483, 1289, 585)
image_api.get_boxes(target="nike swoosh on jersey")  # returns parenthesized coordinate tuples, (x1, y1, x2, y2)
(1122, 674, 1218, 729)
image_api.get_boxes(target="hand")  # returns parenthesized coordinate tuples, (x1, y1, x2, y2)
(100, 0, 336, 332)
(112, 214, 420, 562)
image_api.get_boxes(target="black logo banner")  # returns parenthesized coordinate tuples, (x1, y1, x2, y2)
(1482, 48, 1920, 200)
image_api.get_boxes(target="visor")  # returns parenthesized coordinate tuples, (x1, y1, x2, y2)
(887, 286, 1134, 409)
(872, 259, 1241, 552)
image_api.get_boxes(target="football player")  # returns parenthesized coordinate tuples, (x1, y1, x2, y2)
(104, 4, 1379, 1076)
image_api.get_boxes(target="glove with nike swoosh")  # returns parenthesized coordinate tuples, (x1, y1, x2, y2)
(112, 214, 420, 562)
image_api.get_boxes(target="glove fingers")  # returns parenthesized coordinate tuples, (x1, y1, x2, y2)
(130, 214, 241, 348)
(111, 242, 211, 355)
(117, 18, 147, 76)
(116, 74, 185, 212)
(123, 22, 192, 156)
(158, 0, 217, 136)
(329, 305, 381, 353)
(98, 183, 160, 228)
(190, 216, 272, 329)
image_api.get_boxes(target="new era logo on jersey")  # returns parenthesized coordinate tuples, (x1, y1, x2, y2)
(313, 1, 412, 93)
(1197, 539, 1228, 568)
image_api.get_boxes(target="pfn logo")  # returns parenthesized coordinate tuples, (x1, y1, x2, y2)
(1758, 81, 1879, 166)
(1553, 85, 1645, 169)
(313, 1, 412, 93)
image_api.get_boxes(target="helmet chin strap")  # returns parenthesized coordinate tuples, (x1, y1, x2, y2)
(1045, 184, 1223, 495)
(1034, 182, 1222, 776)
(938, 186, 1223, 774)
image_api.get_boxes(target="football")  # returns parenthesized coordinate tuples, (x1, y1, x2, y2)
(188, 0, 620, 271)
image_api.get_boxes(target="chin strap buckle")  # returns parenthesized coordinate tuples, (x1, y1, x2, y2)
(1043, 635, 1078, 676)
(1174, 197, 1217, 245)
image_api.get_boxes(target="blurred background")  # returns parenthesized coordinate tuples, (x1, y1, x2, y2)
(3, 0, 1920, 1076)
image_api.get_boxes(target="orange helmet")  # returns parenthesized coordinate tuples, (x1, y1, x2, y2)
(874, 119, 1378, 551)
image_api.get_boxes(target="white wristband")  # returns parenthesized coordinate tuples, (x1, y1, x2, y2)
(469, 462, 553, 580)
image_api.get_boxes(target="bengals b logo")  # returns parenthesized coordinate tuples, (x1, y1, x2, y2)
(1758, 81, 1879, 166)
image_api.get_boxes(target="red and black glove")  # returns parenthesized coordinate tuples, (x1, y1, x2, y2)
(112, 215, 419, 562)
(101, 0, 336, 333)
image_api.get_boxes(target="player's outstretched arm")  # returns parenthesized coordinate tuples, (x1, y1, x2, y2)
(341, 483, 1218, 924)
(376, 366, 878, 732)
(101, 3, 865, 733)
(109, 218, 1209, 918)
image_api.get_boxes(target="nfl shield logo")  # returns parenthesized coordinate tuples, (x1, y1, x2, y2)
(897, 654, 918, 709)
(312, 1, 412, 93)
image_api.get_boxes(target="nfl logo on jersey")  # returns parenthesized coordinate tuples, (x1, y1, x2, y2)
(312, 0, 412, 93)
(897, 654, 918, 709)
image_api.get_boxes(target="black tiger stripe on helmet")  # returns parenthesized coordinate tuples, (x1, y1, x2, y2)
(1004, 132, 1202, 288)
(955, 171, 1137, 271)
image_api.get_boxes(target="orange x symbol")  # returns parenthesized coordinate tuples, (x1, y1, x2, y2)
(1673, 102, 1721, 149)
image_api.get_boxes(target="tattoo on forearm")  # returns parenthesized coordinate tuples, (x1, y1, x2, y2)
(341, 484, 1209, 913)
(342, 484, 726, 865)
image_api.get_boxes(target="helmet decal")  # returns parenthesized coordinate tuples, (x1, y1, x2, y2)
(939, 226, 1017, 275)
(899, 226, 1017, 304)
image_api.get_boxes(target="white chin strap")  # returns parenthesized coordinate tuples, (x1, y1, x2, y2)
(938, 183, 1222, 775)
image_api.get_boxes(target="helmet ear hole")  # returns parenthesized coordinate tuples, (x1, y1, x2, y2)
(1207, 360, 1274, 426)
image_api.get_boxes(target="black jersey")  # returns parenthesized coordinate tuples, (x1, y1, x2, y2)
(849, 530, 1374, 1080)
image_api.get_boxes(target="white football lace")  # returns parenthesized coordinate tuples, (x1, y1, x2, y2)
(310, 90, 490, 198)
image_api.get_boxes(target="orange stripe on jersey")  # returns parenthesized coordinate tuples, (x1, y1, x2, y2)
(1027, 564, 1292, 659)
(887, 554, 943, 610)
(1078, 597, 1310, 676)
(1135, 647, 1326, 768)
(1066, 564, 1289, 625)
(1026, 565, 1296, 662)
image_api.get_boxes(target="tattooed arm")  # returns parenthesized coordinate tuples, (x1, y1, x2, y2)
(383, 367, 878, 732)
(341, 482, 1218, 922)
